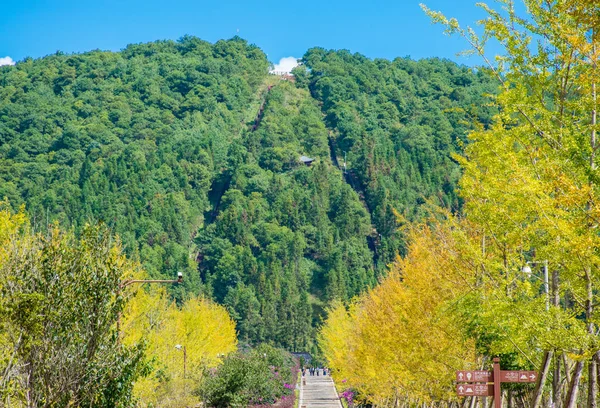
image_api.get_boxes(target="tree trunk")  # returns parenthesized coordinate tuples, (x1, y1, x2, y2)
(564, 360, 584, 408)
(563, 354, 572, 386)
(596, 352, 600, 403)
(553, 352, 562, 408)
(531, 350, 553, 408)
(551, 268, 561, 408)
(588, 358, 597, 408)
(586, 267, 597, 408)
(26, 370, 32, 408)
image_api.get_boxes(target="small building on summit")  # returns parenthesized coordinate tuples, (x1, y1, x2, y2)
(299, 155, 315, 166)
(269, 71, 295, 82)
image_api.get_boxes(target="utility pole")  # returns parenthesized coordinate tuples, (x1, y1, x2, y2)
(543, 260, 549, 312)
(175, 344, 187, 394)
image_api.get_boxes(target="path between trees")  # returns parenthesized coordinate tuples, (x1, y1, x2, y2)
(206, 80, 275, 224)
(299, 371, 343, 408)
(327, 134, 381, 263)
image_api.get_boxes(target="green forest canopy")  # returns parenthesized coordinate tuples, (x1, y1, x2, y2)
(0, 36, 497, 349)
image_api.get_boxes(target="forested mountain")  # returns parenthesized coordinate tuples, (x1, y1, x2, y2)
(196, 81, 375, 349)
(296, 49, 497, 264)
(0, 36, 496, 348)
(0, 36, 269, 298)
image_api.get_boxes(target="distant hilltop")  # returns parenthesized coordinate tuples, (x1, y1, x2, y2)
(269, 70, 294, 76)
(269, 70, 295, 81)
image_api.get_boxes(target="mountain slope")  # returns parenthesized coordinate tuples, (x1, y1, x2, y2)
(197, 81, 375, 349)
(0, 36, 269, 297)
(0, 38, 496, 348)
(296, 49, 498, 265)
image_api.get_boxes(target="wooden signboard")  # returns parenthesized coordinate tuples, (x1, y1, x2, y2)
(456, 383, 494, 396)
(456, 359, 538, 408)
(456, 370, 493, 383)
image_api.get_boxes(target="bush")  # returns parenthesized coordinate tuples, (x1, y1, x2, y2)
(197, 344, 296, 407)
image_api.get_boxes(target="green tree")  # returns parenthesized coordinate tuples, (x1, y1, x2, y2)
(422, 1, 600, 406)
(0, 212, 147, 407)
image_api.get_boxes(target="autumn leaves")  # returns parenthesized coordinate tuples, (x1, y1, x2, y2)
(320, 222, 478, 405)
(320, 0, 600, 406)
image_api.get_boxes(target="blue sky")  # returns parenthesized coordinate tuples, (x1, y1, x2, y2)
(0, 0, 501, 67)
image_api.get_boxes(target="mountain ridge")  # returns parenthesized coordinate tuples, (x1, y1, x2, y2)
(0, 36, 497, 349)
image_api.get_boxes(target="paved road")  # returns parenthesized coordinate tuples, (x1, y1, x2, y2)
(299, 371, 343, 408)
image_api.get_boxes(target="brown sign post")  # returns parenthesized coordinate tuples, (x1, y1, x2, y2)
(493, 358, 500, 408)
(456, 357, 537, 407)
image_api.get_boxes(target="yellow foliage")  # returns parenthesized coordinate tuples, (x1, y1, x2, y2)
(0, 203, 28, 405)
(320, 221, 477, 405)
(319, 301, 360, 387)
(122, 287, 237, 407)
(0, 201, 27, 261)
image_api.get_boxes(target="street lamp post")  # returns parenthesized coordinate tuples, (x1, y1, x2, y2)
(117, 272, 183, 340)
(522, 260, 556, 407)
(175, 344, 187, 393)
(120, 271, 183, 288)
(522, 260, 549, 311)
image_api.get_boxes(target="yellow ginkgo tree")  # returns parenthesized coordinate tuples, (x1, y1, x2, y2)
(122, 286, 237, 407)
(320, 220, 478, 406)
(422, 0, 600, 406)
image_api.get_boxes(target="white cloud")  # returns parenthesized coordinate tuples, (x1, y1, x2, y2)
(0, 56, 15, 66)
(270, 56, 298, 74)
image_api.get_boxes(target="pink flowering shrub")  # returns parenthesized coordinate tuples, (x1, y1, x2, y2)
(199, 344, 299, 407)
(340, 388, 355, 407)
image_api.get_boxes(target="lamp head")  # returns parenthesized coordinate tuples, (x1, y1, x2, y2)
(175, 344, 182, 350)
(177, 272, 183, 283)
(522, 265, 532, 275)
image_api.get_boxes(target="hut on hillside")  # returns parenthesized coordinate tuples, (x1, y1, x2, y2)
(299, 155, 315, 166)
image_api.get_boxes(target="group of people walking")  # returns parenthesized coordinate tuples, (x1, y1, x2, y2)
(302, 366, 327, 376)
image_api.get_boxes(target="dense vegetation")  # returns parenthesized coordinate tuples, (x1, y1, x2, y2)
(0, 204, 282, 407)
(320, 1, 600, 407)
(0, 35, 497, 348)
(295, 52, 497, 264)
(196, 81, 375, 350)
(0, 207, 148, 406)
(198, 344, 298, 407)
(0, 36, 269, 300)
